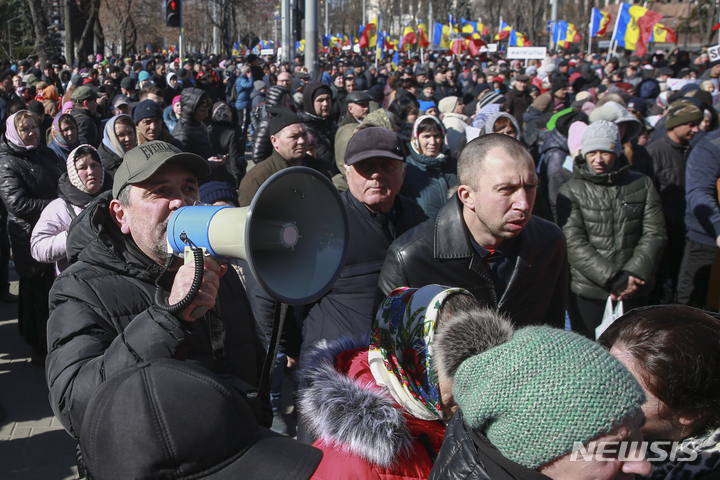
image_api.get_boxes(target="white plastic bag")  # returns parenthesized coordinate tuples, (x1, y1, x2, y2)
(595, 296, 624, 340)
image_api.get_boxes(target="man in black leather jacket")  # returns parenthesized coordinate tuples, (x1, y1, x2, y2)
(378, 134, 568, 328)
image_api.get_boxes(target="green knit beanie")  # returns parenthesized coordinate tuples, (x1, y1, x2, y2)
(453, 326, 645, 470)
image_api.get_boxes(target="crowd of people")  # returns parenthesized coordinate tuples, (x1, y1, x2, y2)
(0, 44, 719, 479)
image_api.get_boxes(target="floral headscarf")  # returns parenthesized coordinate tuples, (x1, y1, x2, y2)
(368, 285, 469, 421)
(50, 113, 75, 149)
(212, 102, 233, 123)
(410, 114, 446, 156)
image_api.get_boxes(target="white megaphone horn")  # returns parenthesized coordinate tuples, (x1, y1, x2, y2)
(165, 166, 350, 305)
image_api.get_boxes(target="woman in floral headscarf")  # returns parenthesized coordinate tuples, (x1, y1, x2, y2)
(299, 285, 505, 480)
(47, 113, 79, 163)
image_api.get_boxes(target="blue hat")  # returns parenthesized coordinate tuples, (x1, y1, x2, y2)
(418, 100, 437, 113)
(138, 70, 150, 82)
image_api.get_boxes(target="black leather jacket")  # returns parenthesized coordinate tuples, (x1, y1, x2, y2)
(429, 410, 551, 480)
(377, 195, 568, 328)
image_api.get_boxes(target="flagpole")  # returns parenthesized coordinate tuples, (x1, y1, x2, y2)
(429, 2, 434, 53)
(607, 4, 623, 62)
(588, 20, 592, 54)
(376, 14, 381, 68)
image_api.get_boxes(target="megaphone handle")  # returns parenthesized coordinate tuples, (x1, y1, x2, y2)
(154, 247, 205, 315)
(248, 301, 288, 399)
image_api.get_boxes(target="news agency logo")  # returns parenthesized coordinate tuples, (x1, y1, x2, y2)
(570, 441, 698, 462)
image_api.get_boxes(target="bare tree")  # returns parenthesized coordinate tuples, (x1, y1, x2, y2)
(26, 0, 52, 64)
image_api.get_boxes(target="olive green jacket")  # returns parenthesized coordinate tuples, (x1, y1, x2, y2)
(557, 155, 667, 300)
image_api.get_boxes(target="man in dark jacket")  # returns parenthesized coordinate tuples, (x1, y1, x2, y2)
(239, 107, 330, 206)
(378, 134, 568, 328)
(503, 75, 533, 126)
(647, 100, 702, 304)
(45, 141, 269, 440)
(299, 81, 338, 176)
(71, 86, 102, 147)
(679, 129, 720, 306)
(299, 127, 426, 357)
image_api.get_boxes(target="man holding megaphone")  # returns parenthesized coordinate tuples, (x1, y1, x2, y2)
(45, 141, 270, 444)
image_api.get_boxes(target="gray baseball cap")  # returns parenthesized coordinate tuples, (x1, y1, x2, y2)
(113, 141, 211, 198)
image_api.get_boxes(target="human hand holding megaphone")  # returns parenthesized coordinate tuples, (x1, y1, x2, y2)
(168, 257, 228, 322)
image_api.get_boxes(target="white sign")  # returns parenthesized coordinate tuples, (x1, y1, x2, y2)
(260, 48, 275, 55)
(342, 45, 351, 51)
(449, 33, 465, 41)
(353, 44, 360, 53)
(709, 44, 720, 63)
(598, 40, 611, 48)
(487, 43, 498, 53)
(666, 78, 702, 91)
(507, 46, 547, 59)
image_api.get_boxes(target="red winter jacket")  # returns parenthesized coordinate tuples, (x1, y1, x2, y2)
(299, 338, 446, 480)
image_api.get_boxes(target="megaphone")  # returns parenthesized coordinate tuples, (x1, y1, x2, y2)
(166, 166, 349, 305)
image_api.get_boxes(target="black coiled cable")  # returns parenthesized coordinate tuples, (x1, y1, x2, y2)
(154, 233, 205, 314)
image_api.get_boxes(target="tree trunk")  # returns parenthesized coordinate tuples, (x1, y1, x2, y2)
(77, 0, 100, 61)
(94, 17, 105, 55)
(26, 0, 51, 65)
(65, 0, 75, 65)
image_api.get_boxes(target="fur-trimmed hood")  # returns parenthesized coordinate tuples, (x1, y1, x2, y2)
(297, 336, 414, 468)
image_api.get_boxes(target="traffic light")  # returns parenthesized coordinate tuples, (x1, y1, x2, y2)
(166, 0, 181, 27)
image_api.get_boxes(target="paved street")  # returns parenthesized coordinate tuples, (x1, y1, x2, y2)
(0, 278, 78, 480)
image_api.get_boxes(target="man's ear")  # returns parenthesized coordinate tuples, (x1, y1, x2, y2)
(457, 184, 474, 210)
(109, 198, 131, 234)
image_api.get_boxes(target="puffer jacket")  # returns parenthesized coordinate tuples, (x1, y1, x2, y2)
(173, 88, 214, 159)
(30, 171, 112, 273)
(539, 128, 572, 222)
(429, 409, 550, 480)
(401, 148, 458, 218)
(0, 136, 63, 278)
(252, 86, 291, 164)
(378, 195, 569, 329)
(45, 191, 269, 438)
(234, 74, 253, 110)
(556, 155, 667, 300)
(300, 337, 445, 480)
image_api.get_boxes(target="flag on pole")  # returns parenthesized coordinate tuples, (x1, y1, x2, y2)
(509, 30, 530, 46)
(418, 20, 430, 48)
(392, 50, 400, 70)
(614, 3, 676, 54)
(495, 20, 512, 41)
(232, 42, 241, 56)
(401, 24, 417, 51)
(461, 18, 490, 37)
(376, 30, 385, 60)
(650, 23, 677, 43)
(591, 8, 611, 37)
(359, 15, 379, 48)
(433, 22, 451, 48)
(553, 21, 581, 48)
